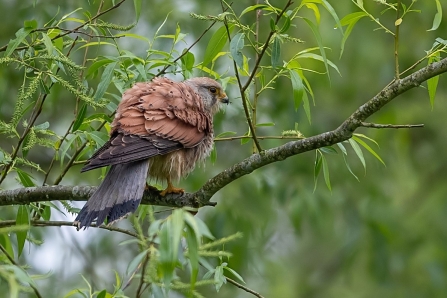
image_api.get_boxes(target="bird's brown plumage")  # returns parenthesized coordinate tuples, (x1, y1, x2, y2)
(74, 77, 228, 229)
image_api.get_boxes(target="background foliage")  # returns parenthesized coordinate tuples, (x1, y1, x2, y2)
(0, 0, 446, 297)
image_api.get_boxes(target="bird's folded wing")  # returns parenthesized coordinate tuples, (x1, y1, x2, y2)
(82, 77, 212, 172)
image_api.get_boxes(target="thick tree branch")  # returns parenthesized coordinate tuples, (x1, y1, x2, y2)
(0, 219, 138, 237)
(0, 185, 215, 208)
(0, 57, 446, 208)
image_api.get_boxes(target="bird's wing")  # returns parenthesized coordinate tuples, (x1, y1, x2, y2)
(81, 77, 212, 172)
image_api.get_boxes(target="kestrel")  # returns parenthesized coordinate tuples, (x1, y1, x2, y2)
(74, 77, 228, 229)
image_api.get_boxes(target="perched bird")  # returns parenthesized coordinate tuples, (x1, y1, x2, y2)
(74, 77, 228, 229)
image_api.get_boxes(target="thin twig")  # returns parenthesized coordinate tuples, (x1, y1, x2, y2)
(223, 0, 293, 153)
(32, 27, 122, 39)
(220, 1, 263, 153)
(42, 36, 79, 186)
(394, 0, 401, 79)
(0, 220, 138, 237)
(0, 244, 43, 298)
(136, 253, 150, 298)
(0, 36, 79, 187)
(241, 0, 293, 93)
(214, 135, 304, 141)
(226, 277, 264, 298)
(53, 118, 108, 185)
(252, 0, 261, 154)
(49, 2, 107, 187)
(155, 6, 232, 77)
(0, 0, 128, 53)
(360, 122, 424, 129)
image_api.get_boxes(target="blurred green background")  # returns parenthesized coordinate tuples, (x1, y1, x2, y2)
(0, 0, 446, 297)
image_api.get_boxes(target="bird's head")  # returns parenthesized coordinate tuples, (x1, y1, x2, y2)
(184, 77, 229, 114)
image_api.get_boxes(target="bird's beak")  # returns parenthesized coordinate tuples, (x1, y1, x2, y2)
(219, 92, 229, 104)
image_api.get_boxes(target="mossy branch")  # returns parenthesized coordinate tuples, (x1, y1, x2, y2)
(1, 56, 446, 208)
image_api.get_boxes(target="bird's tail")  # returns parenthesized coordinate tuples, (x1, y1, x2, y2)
(74, 160, 149, 230)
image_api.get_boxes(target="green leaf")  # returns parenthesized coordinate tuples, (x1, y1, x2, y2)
(353, 133, 379, 147)
(337, 143, 359, 181)
(16, 205, 30, 257)
(239, 4, 276, 17)
(240, 131, 251, 145)
(339, 12, 367, 58)
(320, 146, 337, 154)
(24, 19, 38, 30)
(303, 18, 330, 82)
(230, 32, 245, 69)
(97, 290, 107, 298)
(86, 58, 116, 79)
(16, 169, 36, 187)
(126, 250, 147, 275)
(185, 224, 199, 288)
(214, 263, 226, 292)
(296, 53, 340, 75)
(6, 27, 33, 57)
(39, 78, 51, 94)
(181, 51, 195, 71)
(321, 153, 331, 191)
(34, 121, 50, 130)
(203, 25, 233, 67)
(304, 3, 320, 24)
(224, 266, 245, 284)
(181, 51, 195, 79)
(159, 209, 184, 286)
(336, 142, 347, 155)
(59, 135, 77, 168)
(133, 0, 142, 21)
(210, 144, 217, 164)
(314, 151, 322, 191)
(42, 205, 51, 221)
(87, 131, 108, 148)
(147, 219, 162, 238)
(215, 131, 237, 138)
(269, 17, 276, 32)
(271, 36, 281, 68)
(195, 217, 215, 240)
(280, 14, 291, 33)
(255, 122, 275, 127)
(41, 32, 55, 55)
(352, 136, 385, 165)
(72, 103, 87, 132)
(3, 265, 37, 288)
(348, 138, 366, 171)
(302, 91, 311, 124)
(133, 59, 147, 81)
(428, 0, 442, 31)
(47, 28, 63, 51)
(0, 234, 14, 258)
(78, 41, 115, 49)
(93, 61, 118, 102)
(321, 0, 343, 35)
(427, 53, 440, 108)
(289, 69, 304, 111)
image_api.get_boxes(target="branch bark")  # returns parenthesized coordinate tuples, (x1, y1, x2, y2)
(1, 57, 446, 209)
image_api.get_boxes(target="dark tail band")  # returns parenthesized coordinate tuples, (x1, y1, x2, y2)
(74, 160, 149, 230)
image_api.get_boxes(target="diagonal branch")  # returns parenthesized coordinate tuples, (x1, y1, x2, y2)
(0, 57, 446, 209)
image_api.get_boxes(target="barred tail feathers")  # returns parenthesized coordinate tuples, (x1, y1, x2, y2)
(74, 160, 149, 229)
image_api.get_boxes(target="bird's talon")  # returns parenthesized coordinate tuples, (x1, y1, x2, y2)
(160, 186, 184, 196)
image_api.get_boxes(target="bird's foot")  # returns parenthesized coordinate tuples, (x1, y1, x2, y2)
(159, 185, 184, 196)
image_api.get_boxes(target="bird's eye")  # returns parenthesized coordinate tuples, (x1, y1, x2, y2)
(209, 87, 217, 94)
